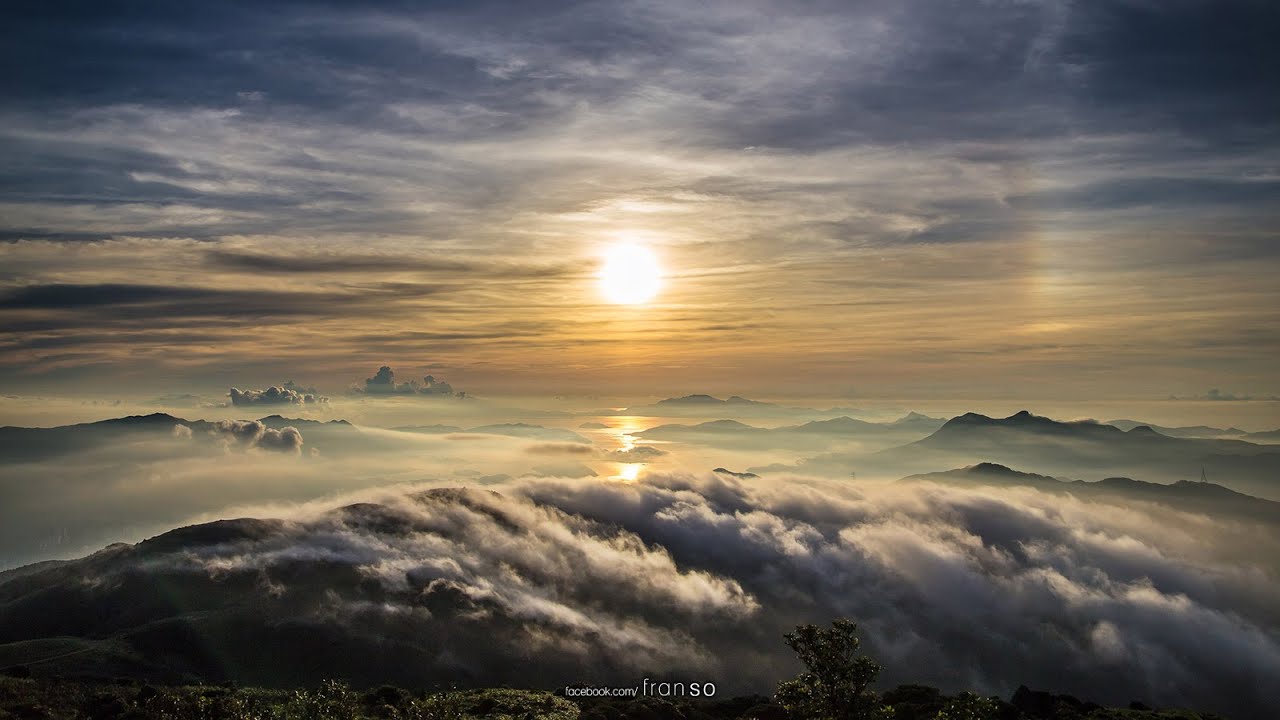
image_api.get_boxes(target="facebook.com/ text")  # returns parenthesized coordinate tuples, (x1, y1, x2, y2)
(563, 679, 717, 699)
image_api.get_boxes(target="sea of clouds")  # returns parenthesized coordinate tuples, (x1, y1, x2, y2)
(56, 470, 1278, 719)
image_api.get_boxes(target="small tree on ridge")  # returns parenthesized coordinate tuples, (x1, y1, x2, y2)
(776, 619, 884, 720)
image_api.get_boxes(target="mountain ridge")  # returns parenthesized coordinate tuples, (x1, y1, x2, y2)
(900, 461, 1279, 523)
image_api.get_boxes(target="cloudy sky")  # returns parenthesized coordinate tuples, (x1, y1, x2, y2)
(2, 0, 1278, 401)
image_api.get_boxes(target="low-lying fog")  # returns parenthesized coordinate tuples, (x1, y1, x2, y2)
(2, 392, 1278, 718)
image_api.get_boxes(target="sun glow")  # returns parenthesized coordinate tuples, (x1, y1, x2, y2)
(599, 244, 662, 305)
(615, 463, 643, 482)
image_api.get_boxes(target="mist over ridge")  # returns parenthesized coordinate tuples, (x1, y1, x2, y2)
(1, 396, 1278, 717)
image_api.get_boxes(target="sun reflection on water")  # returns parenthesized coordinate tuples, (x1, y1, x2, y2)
(614, 463, 643, 481)
(609, 416, 648, 451)
(581, 415, 657, 481)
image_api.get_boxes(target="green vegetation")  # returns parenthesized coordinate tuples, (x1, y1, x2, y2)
(775, 619, 884, 720)
(767, 621, 1226, 720)
(0, 678, 576, 720)
(0, 674, 1228, 720)
(0, 620, 1227, 720)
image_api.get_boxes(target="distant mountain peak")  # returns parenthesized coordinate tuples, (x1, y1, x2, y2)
(930, 410, 1120, 438)
(656, 394, 725, 405)
(97, 412, 185, 425)
(900, 462, 1060, 486)
(967, 462, 1018, 474)
(698, 419, 756, 429)
(1107, 419, 1251, 439)
(795, 416, 869, 430)
(949, 411, 995, 425)
(257, 415, 354, 428)
(1003, 410, 1085, 426)
(655, 394, 770, 406)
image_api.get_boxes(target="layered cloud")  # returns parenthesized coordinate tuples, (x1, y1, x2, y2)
(6, 469, 1277, 718)
(0, 1, 1277, 397)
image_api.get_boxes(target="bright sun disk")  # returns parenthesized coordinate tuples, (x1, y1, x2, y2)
(599, 244, 662, 305)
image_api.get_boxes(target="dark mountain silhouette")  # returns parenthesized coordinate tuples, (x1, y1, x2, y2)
(0, 482, 1271, 717)
(876, 411, 1280, 499)
(0, 494, 566, 688)
(914, 411, 1273, 454)
(0, 412, 186, 433)
(752, 410, 1280, 499)
(0, 413, 364, 463)
(713, 467, 760, 479)
(788, 413, 944, 436)
(0, 413, 210, 462)
(922, 410, 1122, 443)
(0, 414, 599, 465)
(256, 415, 352, 430)
(640, 419, 765, 436)
(901, 462, 1280, 524)
(637, 414, 946, 451)
(788, 416, 884, 433)
(655, 394, 772, 407)
(0, 489, 756, 691)
(1106, 419, 1247, 438)
(902, 461, 1063, 488)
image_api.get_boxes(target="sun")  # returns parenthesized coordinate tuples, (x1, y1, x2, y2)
(599, 243, 662, 305)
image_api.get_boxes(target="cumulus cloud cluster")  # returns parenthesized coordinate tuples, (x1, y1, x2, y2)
(229, 382, 327, 406)
(356, 366, 461, 397)
(208, 419, 304, 454)
(18, 472, 1276, 717)
(1169, 388, 1280, 402)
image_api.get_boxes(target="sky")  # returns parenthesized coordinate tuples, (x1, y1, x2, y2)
(1, 0, 1278, 404)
